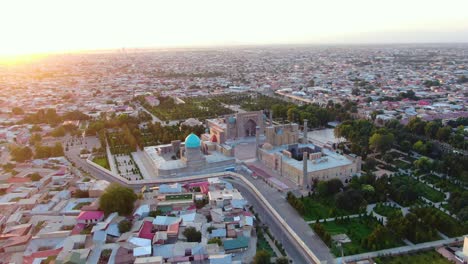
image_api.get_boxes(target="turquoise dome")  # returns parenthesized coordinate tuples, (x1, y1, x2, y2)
(185, 133, 201, 148)
(228, 116, 236, 124)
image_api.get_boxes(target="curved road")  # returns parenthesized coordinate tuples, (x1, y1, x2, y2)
(226, 178, 317, 264)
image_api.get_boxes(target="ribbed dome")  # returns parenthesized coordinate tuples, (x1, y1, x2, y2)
(185, 133, 201, 148)
(228, 116, 236, 124)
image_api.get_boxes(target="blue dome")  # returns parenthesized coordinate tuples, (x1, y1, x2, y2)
(185, 133, 201, 148)
(228, 116, 236, 124)
(277, 129, 283, 135)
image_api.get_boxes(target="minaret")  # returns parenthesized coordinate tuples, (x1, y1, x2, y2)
(303, 119, 308, 144)
(255, 126, 260, 159)
(303, 151, 308, 188)
(269, 110, 273, 126)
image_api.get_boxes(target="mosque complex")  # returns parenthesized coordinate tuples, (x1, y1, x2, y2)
(141, 110, 361, 188)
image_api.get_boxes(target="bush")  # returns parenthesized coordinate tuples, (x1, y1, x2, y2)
(118, 220, 132, 233)
(183, 227, 201, 242)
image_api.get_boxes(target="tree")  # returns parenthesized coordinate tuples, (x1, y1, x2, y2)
(369, 132, 394, 152)
(317, 179, 343, 197)
(29, 133, 42, 144)
(51, 126, 66, 137)
(276, 257, 289, 264)
(118, 220, 132, 233)
(424, 121, 441, 139)
(413, 157, 432, 172)
(99, 183, 137, 216)
(207, 237, 222, 246)
(183, 227, 201, 242)
(335, 189, 366, 212)
(29, 172, 42, 181)
(436, 126, 451, 141)
(10, 145, 33, 162)
(30, 125, 42, 132)
(148, 210, 163, 217)
(253, 250, 271, 264)
(11, 107, 24, 115)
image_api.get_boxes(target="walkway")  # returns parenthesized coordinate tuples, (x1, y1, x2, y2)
(339, 236, 464, 263)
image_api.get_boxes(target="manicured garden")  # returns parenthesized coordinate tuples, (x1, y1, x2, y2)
(312, 216, 404, 256)
(373, 203, 402, 217)
(93, 156, 110, 170)
(374, 250, 452, 264)
(301, 196, 353, 221)
(422, 174, 464, 193)
(140, 96, 234, 121)
(390, 175, 445, 205)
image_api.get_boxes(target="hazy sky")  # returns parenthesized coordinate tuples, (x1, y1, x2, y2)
(1, 0, 468, 55)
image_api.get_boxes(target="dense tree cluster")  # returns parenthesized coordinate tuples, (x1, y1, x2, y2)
(137, 95, 234, 121)
(182, 227, 202, 242)
(34, 143, 64, 159)
(10, 145, 33, 162)
(99, 183, 137, 216)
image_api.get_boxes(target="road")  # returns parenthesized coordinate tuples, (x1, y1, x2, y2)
(227, 178, 316, 264)
(234, 175, 335, 264)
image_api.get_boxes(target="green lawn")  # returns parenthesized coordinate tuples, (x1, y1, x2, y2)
(391, 175, 445, 204)
(316, 218, 403, 256)
(256, 233, 276, 257)
(301, 196, 353, 221)
(93, 156, 110, 170)
(374, 250, 451, 264)
(393, 159, 411, 170)
(422, 174, 464, 193)
(165, 194, 193, 200)
(373, 204, 402, 217)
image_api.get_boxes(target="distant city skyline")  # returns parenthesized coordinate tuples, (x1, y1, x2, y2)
(1, 0, 468, 57)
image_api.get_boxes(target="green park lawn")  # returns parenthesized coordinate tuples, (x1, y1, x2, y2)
(393, 159, 411, 170)
(301, 197, 352, 221)
(373, 204, 402, 217)
(422, 174, 464, 193)
(374, 250, 452, 264)
(416, 181, 445, 203)
(322, 218, 374, 256)
(317, 218, 403, 256)
(391, 175, 445, 204)
(92, 156, 110, 170)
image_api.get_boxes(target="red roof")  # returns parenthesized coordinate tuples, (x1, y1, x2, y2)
(138, 221, 154, 240)
(77, 211, 104, 221)
(2, 234, 31, 248)
(167, 222, 179, 236)
(23, 248, 63, 264)
(7, 177, 31, 183)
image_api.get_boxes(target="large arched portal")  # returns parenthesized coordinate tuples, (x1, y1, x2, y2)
(244, 119, 257, 137)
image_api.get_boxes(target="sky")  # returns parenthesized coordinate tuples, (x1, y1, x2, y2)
(1, 0, 468, 56)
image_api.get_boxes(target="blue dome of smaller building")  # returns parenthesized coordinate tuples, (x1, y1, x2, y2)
(228, 116, 236, 124)
(185, 133, 201, 148)
(277, 128, 283, 135)
(263, 114, 267, 120)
